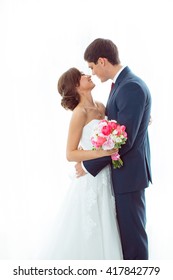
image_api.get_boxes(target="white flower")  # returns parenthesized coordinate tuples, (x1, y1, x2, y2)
(115, 137, 122, 143)
(112, 129, 118, 135)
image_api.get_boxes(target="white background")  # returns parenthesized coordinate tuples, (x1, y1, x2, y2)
(0, 0, 173, 260)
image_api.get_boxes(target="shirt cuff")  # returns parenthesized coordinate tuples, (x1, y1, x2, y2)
(81, 162, 88, 173)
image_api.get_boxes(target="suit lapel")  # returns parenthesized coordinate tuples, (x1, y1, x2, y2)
(113, 66, 131, 92)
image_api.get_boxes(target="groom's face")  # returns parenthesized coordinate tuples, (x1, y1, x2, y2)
(87, 58, 109, 82)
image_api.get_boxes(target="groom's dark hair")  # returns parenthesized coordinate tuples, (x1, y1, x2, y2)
(84, 38, 120, 65)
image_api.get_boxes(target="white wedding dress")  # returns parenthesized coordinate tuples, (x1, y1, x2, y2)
(44, 119, 123, 260)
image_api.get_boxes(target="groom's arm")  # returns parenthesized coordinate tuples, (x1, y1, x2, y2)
(115, 82, 151, 156)
(83, 156, 112, 177)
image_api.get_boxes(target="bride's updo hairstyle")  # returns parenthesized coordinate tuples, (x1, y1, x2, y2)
(57, 67, 81, 111)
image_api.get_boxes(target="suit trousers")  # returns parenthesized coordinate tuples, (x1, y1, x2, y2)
(115, 189, 148, 260)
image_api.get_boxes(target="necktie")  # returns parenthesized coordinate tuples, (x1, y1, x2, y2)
(109, 82, 115, 97)
(111, 82, 115, 91)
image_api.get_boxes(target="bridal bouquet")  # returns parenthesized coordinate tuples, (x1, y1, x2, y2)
(91, 119, 128, 169)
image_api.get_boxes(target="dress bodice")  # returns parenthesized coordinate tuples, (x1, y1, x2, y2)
(80, 119, 100, 150)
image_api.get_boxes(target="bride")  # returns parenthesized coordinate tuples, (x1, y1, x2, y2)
(43, 67, 123, 260)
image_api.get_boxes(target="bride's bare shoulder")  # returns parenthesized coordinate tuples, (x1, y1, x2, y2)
(70, 105, 87, 126)
(73, 104, 87, 116)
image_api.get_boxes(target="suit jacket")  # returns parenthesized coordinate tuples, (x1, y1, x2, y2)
(83, 66, 152, 193)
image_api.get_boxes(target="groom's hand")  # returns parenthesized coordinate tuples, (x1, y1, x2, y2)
(75, 162, 87, 178)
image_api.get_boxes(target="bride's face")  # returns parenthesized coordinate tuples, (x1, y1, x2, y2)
(78, 74, 95, 91)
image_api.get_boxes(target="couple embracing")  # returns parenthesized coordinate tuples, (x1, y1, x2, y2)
(49, 38, 152, 260)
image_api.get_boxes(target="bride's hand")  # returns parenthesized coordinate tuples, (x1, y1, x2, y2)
(75, 162, 87, 178)
(98, 148, 119, 157)
(149, 115, 152, 125)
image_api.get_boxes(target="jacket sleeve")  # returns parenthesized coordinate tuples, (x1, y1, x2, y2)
(83, 156, 112, 177)
(115, 82, 149, 156)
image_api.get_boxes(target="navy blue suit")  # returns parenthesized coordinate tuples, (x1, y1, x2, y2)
(83, 66, 152, 259)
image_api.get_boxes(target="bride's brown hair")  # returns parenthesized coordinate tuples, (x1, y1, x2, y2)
(57, 67, 81, 111)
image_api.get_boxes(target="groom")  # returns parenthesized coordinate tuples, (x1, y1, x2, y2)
(75, 38, 152, 260)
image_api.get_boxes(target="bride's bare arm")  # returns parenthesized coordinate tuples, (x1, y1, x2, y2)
(66, 108, 116, 162)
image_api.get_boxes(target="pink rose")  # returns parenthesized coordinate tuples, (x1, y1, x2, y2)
(91, 136, 106, 148)
(116, 125, 126, 136)
(121, 125, 126, 131)
(109, 121, 118, 130)
(101, 125, 112, 136)
(123, 131, 127, 138)
(102, 136, 115, 150)
(111, 152, 120, 160)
